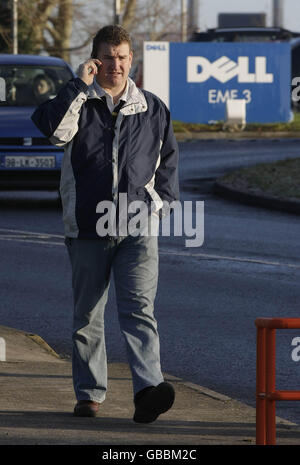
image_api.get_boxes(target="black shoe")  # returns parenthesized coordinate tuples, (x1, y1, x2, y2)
(73, 400, 100, 417)
(133, 382, 175, 423)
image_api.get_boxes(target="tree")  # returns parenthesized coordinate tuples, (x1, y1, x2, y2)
(0, 0, 181, 67)
(69, 0, 181, 69)
(121, 0, 137, 30)
(0, 0, 16, 53)
(43, 0, 74, 62)
(130, 0, 181, 41)
(0, 0, 74, 62)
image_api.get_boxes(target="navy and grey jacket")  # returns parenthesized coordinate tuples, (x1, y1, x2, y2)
(31, 77, 179, 239)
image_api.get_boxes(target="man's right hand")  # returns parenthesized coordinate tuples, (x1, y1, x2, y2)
(77, 59, 102, 86)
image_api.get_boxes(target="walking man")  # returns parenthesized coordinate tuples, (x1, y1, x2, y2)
(32, 25, 179, 423)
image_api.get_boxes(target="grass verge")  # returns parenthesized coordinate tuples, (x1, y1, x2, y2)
(218, 157, 300, 201)
(173, 112, 300, 133)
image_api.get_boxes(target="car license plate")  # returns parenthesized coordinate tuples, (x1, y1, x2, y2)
(4, 156, 55, 169)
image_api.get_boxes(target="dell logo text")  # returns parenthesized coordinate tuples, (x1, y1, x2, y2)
(187, 56, 274, 84)
(146, 44, 167, 51)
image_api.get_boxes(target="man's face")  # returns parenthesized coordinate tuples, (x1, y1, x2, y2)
(95, 41, 133, 91)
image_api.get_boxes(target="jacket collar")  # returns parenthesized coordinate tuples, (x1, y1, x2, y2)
(87, 77, 147, 115)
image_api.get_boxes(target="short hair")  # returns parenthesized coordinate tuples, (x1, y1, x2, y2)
(33, 73, 54, 92)
(91, 25, 132, 58)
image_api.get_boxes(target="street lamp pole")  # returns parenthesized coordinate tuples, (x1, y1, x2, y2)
(181, 0, 188, 42)
(188, 0, 200, 36)
(273, 0, 284, 27)
(114, 0, 121, 25)
(12, 0, 18, 54)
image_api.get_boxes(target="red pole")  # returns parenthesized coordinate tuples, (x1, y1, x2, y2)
(255, 318, 300, 445)
(256, 326, 266, 444)
(266, 328, 276, 445)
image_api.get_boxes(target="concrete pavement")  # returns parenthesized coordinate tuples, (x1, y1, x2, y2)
(0, 324, 299, 446)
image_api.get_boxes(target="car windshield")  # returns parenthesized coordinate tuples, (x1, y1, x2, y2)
(0, 65, 73, 107)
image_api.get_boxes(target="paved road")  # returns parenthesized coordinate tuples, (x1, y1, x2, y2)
(1, 138, 300, 424)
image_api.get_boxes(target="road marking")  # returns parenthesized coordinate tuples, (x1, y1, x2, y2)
(0, 228, 299, 269)
(0, 237, 64, 246)
(0, 228, 64, 246)
(159, 248, 300, 269)
(0, 228, 64, 238)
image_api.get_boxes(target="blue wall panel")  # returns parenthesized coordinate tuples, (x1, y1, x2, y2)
(169, 42, 291, 123)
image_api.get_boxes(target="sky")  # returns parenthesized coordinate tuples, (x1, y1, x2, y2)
(70, 0, 300, 69)
(198, 0, 300, 32)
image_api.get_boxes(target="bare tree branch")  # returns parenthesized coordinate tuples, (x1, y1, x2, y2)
(122, 0, 137, 30)
(0, 0, 181, 67)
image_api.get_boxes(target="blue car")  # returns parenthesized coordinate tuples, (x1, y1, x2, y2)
(0, 54, 75, 189)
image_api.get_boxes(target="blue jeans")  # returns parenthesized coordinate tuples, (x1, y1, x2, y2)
(65, 234, 164, 403)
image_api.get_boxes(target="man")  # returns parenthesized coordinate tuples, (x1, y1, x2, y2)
(32, 25, 179, 423)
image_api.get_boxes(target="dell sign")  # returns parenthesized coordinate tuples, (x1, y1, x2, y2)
(143, 42, 291, 123)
